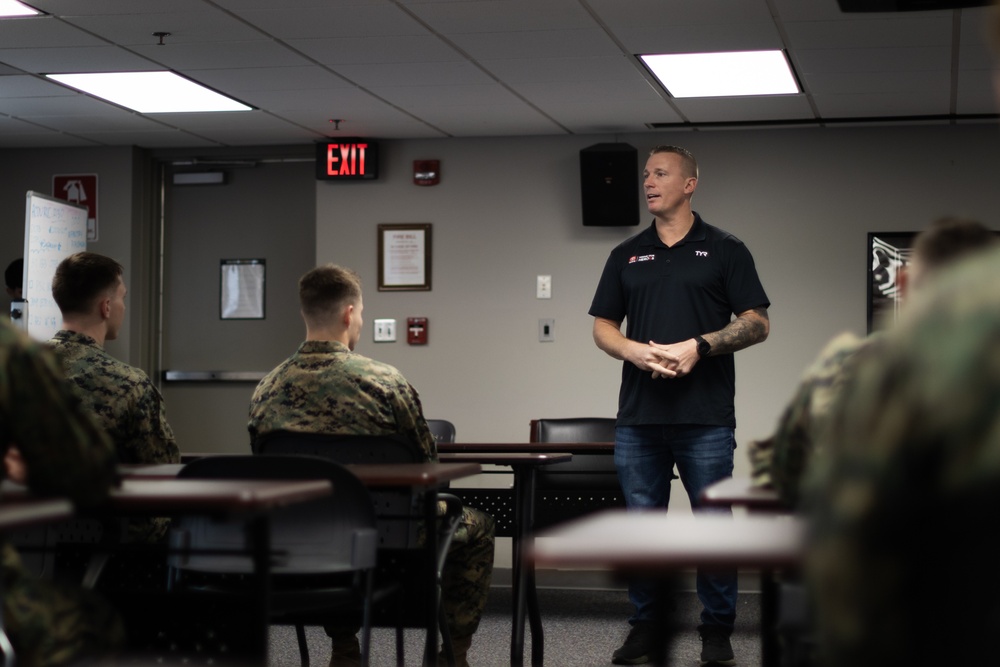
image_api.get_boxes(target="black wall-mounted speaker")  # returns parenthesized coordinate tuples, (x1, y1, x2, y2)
(580, 143, 640, 227)
(837, 0, 989, 10)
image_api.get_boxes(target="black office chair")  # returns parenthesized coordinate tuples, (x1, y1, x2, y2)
(426, 419, 456, 444)
(167, 455, 380, 666)
(253, 431, 464, 667)
(529, 417, 625, 529)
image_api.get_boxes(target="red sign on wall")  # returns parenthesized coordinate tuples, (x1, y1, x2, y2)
(52, 174, 98, 241)
(315, 139, 379, 180)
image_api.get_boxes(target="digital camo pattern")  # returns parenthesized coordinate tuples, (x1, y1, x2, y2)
(48, 330, 178, 466)
(803, 246, 1000, 667)
(248, 340, 436, 460)
(2, 543, 125, 666)
(747, 331, 876, 508)
(49, 329, 179, 542)
(1, 320, 123, 665)
(250, 339, 494, 642)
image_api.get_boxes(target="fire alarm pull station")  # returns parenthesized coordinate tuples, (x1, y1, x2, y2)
(407, 317, 428, 345)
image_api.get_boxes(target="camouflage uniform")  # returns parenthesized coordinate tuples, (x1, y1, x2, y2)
(49, 329, 179, 542)
(802, 246, 1000, 667)
(747, 332, 877, 508)
(249, 340, 495, 642)
(0, 319, 124, 666)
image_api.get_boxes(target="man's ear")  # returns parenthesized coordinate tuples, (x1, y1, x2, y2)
(99, 297, 112, 320)
(342, 303, 354, 327)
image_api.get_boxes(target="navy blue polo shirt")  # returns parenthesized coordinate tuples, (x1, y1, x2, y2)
(589, 213, 770, 428)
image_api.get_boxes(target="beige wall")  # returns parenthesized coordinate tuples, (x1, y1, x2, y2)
(3, 123, 1000, 524)
(315, 125, 1000, 488)
(1, 146, 143, 364)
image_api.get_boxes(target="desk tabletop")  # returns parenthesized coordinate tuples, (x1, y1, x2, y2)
(346, 462, 481, 488)
(700, 476, 785, 510)
(0, 497, 74, 531)
(528, 510, 804, 572)
(120, 463, 186, 478)
(111, 478, 332, 513)
(439, 452, 572, 466)
(121, 461, 482, 489)
(3, 478, 332, 516)
(438, 442, 613, 454)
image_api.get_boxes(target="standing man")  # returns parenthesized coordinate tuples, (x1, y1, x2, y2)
(49, 252, 179, 542)
(589, 145, 770, 666)
(248, 264, 494, 667)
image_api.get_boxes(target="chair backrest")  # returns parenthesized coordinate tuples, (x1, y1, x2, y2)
(530, 417, 616, 443)
(253, 431, 425, 548)
(170, 455, 378, 576)
(253, 430, 423, 463)
(426, 419, 456, 444)
(530, 417, 619, 491)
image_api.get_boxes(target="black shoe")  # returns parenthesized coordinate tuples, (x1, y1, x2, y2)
(612, 622, 655, 665)
(699, 625, 735, 666)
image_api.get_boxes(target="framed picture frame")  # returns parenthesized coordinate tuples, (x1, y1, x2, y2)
(378, 223, 432, 291)
(220, 258, 265, 319)
(867, 232, 915, 333)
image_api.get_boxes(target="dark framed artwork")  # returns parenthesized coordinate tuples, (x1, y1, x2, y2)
(867, 232, 915, 333)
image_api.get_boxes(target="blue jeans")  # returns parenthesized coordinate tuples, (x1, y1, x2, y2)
(614, 424, 737, 632)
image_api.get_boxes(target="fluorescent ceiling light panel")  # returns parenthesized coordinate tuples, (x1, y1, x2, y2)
(45, 71, 252, 113)
(640, 50, 799, 98)
(0, 0, 41, 17)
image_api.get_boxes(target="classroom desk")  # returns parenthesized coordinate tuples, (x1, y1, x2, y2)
(700, 476, 785, 511)
(439, 451, 573, 667)
(119, 462, 186, 478)
(2, 477, 331, 665)
(0, 496, 74, 531)
(346, 461, 481, 666)
(123, 459, 481, 665)
(528, 510, 805, 667)
(438, 443, 614, 667)
(699, 476, 790, 666)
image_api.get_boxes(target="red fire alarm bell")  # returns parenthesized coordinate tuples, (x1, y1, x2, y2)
(413, 160, 440, 186)
(407, 317, 428, 345)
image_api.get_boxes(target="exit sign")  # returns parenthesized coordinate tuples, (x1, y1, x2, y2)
(316, 139, 379, 180)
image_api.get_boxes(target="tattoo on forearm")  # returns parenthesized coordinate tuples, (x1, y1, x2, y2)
(708, 307, 769, 355)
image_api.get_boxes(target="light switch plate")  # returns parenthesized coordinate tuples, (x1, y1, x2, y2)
(539, 318, 554, 342)
(536, 275, 552, 299)
(374, 318, 396, 342)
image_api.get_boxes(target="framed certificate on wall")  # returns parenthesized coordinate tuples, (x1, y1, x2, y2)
(378, 223, 431, 291)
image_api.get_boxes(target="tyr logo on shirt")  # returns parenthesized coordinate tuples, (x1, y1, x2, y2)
(628, 254, 656, 264)
(695, 251, 709, 257)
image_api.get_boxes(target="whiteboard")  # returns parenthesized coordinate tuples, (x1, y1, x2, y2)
(22, 191, 88, 342)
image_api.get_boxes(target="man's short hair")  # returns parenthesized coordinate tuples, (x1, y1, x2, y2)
(649, 145, 699, 179)
(51, 252, 124, 316)
(912, 217, 997, 274)
(4, 258, 23, 290)
(299, 264, 362, 324)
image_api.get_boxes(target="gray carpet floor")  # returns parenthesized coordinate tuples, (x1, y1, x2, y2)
(268, 585, 762, 667)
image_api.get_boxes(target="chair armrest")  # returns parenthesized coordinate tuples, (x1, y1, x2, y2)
(435, 493, 464, 577)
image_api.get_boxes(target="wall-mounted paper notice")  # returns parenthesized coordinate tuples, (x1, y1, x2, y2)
(220, 259, 265, 319)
